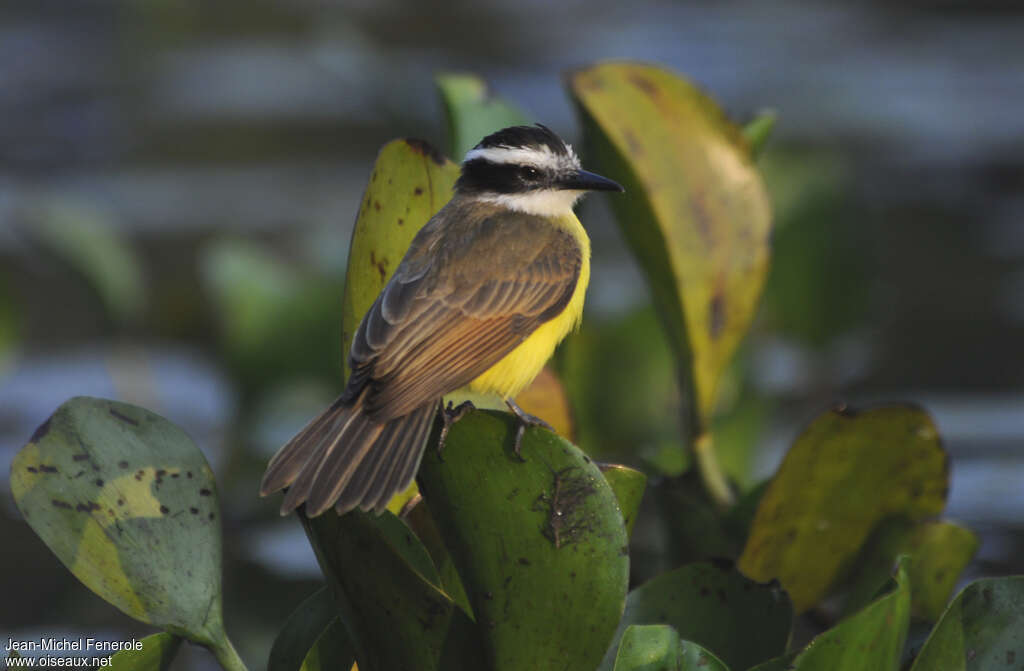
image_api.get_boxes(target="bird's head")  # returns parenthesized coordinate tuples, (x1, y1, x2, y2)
(455, 124, 624, 216)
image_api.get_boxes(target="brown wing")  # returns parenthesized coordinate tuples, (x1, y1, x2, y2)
(342, 202, 582, 421)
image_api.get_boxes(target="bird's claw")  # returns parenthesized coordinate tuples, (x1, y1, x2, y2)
(505, 399, 554, 461)
(437, 400, 476, 459)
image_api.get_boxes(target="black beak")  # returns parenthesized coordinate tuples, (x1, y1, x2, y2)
(559, 169, 624, 193)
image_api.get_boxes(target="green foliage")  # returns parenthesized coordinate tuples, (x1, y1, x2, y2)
(201, 239, 344, 390)
(29, 199, 146, 325)
(106, 633, 182, 671)
(10, 397, 243, 670)
(599, 561, 792, 671)
(612, 625, 728, 671)
(268, 587, 353, 671)
(598, 463, 647, 537)
(755, 560, 911, 671)
(302, 508, 482, 670)
(910, 576, 1024, 670)
(436, 73, 530, 158)
(418, 411, 630, 671)
(842, 518, 978, 621)
(10, 62, 1017, 671)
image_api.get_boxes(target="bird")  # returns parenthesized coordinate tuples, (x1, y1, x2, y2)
(260, 124, 623, 517)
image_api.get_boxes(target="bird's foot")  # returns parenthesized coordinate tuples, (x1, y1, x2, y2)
(505, 399, 554, 461)
(437, 400, 476, 458)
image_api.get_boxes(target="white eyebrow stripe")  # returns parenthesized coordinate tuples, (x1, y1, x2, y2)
(463, 146, 557, 167)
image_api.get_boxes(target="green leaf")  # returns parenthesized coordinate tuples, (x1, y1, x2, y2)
(267, 587, 354, 671)
(910, 576, 1024, 671)
(30, 200, 146, 324)
(598, 561, 792, 671)
(436, 73, 531, 159)
(568, 62, 772, 439)
(107, 633, 182, 670)
(843, 518, 978, 621)
(559, 307, 685, 469)
(598, 463, 647, 538)
(785, 559, 911, 671)
(301, 508, 484, 671)
(739, 405, 948, 612)
(200, 239, 343, 389)
(340, 138, 460, 377)
(742, 110, 777, 158)
(611, 625, 731, 671)
(613, 625, 682, 671)
(9, 397, 245, 670)
(402, 497, 473, 616)
(417, 410, 629, 671)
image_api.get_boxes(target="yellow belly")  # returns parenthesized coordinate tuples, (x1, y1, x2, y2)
(463, 212, 591, 400)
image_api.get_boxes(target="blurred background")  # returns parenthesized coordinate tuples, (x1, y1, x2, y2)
(2, 0, 1022, 668)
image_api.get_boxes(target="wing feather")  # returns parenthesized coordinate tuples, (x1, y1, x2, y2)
(345, 204, 582, 421)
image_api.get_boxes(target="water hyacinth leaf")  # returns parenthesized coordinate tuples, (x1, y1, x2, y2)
(417, 410, 629, 671)
(611, 625, 730, 671)
(598, 463, 647, 537)
(612, 625, 681, 671)
(403, 497, 473, 616)
(29, 199, 146, 324)
(909, 576, 1024, 671)
(436, 73, 531, 159)
(9, 397, 244, 669)
(301, 508, 484, 671)
(739, 405, 948, 612)
(340, 138, 460, 374)
(786, 560, 911, 671)
(843, 518, 978, 621)
(598, 561, 792, 671)
(106, 632, 182, 671)
(201, 239, 342, 387)
(267, 586, 354, 671)
(568, 62, 772, 436)
(742, 110, 777, 158)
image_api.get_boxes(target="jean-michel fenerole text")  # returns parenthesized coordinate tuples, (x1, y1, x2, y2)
(5, 638, 143, 653)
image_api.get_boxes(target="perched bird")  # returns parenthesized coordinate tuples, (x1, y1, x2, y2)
(260, 124, 623, 517)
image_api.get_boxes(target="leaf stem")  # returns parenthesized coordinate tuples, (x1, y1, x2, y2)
(694, 433, 735, 508)
(210, 637, 248, 671)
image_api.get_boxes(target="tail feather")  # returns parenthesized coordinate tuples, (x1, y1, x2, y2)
(260, 392, 439, 517)
(364, 402, 436, 512)
(347, 400, 437, 513)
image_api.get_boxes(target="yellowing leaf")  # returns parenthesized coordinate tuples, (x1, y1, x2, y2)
(569, 62, 771, 428)
(10, 397, 244, 668)
(738, 405, 948, 612)
(340, 138, 460, 375)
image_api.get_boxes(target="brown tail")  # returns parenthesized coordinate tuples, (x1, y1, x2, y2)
(259, 394, 438, 517)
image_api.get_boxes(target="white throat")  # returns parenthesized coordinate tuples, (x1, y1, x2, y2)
(475, 189, 584, 217)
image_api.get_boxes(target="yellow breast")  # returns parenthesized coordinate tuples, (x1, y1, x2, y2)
(464, 211, 590, 400)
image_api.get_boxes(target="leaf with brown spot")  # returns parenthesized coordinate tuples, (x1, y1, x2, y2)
(738, 405, 949, 612)
(9, 397, 244, 669)
(568, 62, 772, 436)
(340, 139, 460, 378)
(418, 410, 629, 671)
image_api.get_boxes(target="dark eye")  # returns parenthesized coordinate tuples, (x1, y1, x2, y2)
(521, 166, 540, 180)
